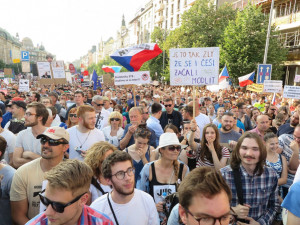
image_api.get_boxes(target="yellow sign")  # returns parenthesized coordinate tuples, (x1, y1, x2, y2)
(246, 83, 264, 93)
(13, 59, 20, 63)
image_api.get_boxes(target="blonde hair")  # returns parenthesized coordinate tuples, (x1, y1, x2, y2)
(108, 111, 123, 127)
(45, 159, 93, 195)
(84, 142, 117, 178)
(66, 107, 78, 128)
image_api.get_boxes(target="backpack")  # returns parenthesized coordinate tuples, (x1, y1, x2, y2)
(8, 120, 26, 134)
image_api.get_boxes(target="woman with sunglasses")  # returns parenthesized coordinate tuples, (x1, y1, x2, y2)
(137, 132, 189, 224)
(66, 107, 78, 128)
(124, 125, 155, 183)
(102, 111, 124, 148)
(188, 122, 230, 170)
(113, 104, 127, 128)
(85, 142, 117, 203)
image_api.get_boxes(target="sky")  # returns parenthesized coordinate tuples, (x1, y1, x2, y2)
(0, 0, 146, 62)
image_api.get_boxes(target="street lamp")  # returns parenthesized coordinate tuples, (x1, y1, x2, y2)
(263, 0, 275, 64)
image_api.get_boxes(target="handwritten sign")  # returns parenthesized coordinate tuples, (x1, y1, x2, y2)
(170, 47, 219, 86)
(114, 71, 150, 85)
(283, 85, 300, 99)
(263, 80, 282, 93)
(19, 79, 30, 92)
(246, 83, 263, 93)
(37, 62, 52, 79)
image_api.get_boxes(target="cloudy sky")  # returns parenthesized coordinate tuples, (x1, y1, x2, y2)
(1, 0, 145, 62)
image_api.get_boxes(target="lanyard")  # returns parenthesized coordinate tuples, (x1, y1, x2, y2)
(107, 193, 119, 225)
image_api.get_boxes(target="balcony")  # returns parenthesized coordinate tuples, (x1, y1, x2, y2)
(279, 30, 300, 48)
(156, 15, 164, 23)
(155, 3, 164, 12)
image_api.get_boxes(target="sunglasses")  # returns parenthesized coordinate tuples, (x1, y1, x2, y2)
(164, 104, 172, 107)
(165, 145, 181, 152)
(110, 118, 120, 122)
(121, 99, 126, 101)
(40, 137, 68, 146)
(94, 103, 104, 107)
(69, 114, 77, 118)
(39, 190, 86, 213)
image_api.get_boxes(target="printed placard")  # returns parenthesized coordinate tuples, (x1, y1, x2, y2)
(51, 61, 66, 79)
(283, 85, 300, 99)
(19, 79, 30, 92)
(170, 47, 219, 86)
(263, 80, 282, 93)
(114, 71, 150, 85)
(37, 62, 52, 79)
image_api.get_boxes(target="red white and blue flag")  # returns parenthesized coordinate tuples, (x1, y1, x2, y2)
(219, 65, 229, 83)
(110, 43, 162, 71)
(207, 65, 230, 92)
(102, 65, 122, 73)
(238, 71, 255, 87)
(271, 93, 276, 105)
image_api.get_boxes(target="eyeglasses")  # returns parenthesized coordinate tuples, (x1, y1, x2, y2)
(25, 112, 36, 117)
(185, 208, 237, 225)
(294, 135, 300, 141)
(165, 104, 172, 107)
(69, 114, 77, 118)
(121, 99, 126, 101)
(94, 103, 104, 107)
(40, 137, 68, 146)
(270, 108, 276, 111)
(110, 118, 120, 122)
(165, 145, 181, 152)
(39, 190, 86, 213)
(112, 167, 135, 180)
(143, 111, 149, 114)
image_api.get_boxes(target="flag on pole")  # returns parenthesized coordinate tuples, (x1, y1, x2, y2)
(92, 70, 101, 90)
(206, 65, 231, 92)
(110, 43, 162, 71)
(102, 65, 122, 73)
(271, 93, 276, 105)
(238, 72, 255, 87)
(219, 65, 229, 82)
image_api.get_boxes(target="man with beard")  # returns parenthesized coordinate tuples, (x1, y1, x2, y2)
(90, 151, 159, 225)
(67, 105, 105, 161)
(277, 112, 299, 136)
(13, 103, 49, 168)
(10, 127, 69, 224)
(219, 112, 241, 147)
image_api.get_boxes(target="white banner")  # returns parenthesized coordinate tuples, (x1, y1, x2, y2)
(263, 80, 282, 93)
(170, 47, 219, 86)
(19, 79, 30, 92)
(283, 85, 300, 99)
(114, 71, 151, 85)
(37, 62, 51, 79)
(51, 61, 66, 79)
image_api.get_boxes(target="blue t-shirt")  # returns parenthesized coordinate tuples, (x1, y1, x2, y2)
(282, 181, 300, 217)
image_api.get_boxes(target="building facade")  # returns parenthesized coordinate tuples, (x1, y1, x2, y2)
(0, 27, 22, 64)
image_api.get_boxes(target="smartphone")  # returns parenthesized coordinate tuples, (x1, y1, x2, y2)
(236, 218, 250, 224)
(76, 149, 82, 154)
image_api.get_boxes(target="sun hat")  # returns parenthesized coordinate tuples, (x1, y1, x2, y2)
(156, 133, 187, 151)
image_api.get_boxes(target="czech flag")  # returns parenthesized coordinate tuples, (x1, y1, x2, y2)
(219, 65, 229, 83)
(238, 71, 255, 87)
(271, 93, 276, 105)
(110, 43, 162, 71)
(102, 65, 122, 73)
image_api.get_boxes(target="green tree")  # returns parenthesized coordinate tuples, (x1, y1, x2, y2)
(221, 4, 287, 83)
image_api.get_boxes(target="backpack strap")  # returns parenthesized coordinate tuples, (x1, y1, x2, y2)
(233, 168, 244, 205)
(91, 177, 107, 195)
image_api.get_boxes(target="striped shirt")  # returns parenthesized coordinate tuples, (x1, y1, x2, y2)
(26, 205, 113, 225)
(221, 165, 279, 225)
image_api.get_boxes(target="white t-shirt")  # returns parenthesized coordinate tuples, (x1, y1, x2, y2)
(102, 126, 124, 148)
(195, 113, 210, 138)
(89, 180, 112, 203)
(67, 126, 105, 160)
(95, 109, 110, 131)
(90, 189, 159, 225)
(1, 129, 16, 163)
(15, 127, 43, 155)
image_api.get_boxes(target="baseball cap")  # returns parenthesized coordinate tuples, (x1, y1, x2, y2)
(12, 101, 27, 110)
(102, 96, 109, 101)
(37, 127, 70, 142)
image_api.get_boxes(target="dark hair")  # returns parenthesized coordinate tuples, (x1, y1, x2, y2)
(151, 102, 162, 114)
(184, 106, 193, 117)
(48, 106, 57, 118)
(27, 102, 49, 125)
(178, 167, 231, 209)
(264, 132, 277, 142)
(200, 124, 222, 163)
(114, 104, 123, 113)
(31, 92, 41, 102)
(230, 132, 267, 176)
(164, 124, 179, 134)
(134, 125, 151, 140)
(74, 90, 84, 97)
(48, 92, 58, 101)
(101, 151, 133, 179)
(222, 111, 234, 118)
(236, 102, 245, 109)
(0, 135, 7, 160)
(250, 107, 260, 118)
(0, 110, 2, 118)
(164, 98, 173, 103)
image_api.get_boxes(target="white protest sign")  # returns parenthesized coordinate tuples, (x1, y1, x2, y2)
(295, 75, 300, 82)
(263, 80, 282, 93)
(19, 79, 30, 92)
(170, 47, 219, 86)
(114, 71, 150, 85)
(37, 62, 52, 79)
(283, 85, 300, 99)
(51, 61, 66, 79)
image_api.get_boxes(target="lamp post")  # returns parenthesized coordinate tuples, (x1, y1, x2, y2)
(263, 0, 275, 64)
(162, 0, 167, 74)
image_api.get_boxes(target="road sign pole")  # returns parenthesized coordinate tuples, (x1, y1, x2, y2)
(263, 0, 275, 64)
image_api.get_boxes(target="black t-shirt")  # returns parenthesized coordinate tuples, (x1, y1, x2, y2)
(167, 113, 174, 125)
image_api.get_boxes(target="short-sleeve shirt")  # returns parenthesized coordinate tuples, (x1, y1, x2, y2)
(10, 158, 44, 219)
(15, 127, 43, 155)
(281, 181, 300, 217)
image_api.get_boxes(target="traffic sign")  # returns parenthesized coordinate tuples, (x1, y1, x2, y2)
(257, 64, 272, 84)
(21, 51, 30, 61)
(13, 59, 20, 63)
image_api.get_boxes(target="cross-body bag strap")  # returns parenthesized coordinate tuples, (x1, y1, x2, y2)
(91, 177, 107, 195)
(233, 168, 244, 205)
(107, 193, 119, 225)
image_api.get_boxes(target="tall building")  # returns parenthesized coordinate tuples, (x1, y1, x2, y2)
(0, 27, 22, 64)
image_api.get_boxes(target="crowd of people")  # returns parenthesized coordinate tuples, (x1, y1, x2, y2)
(0, 80, 300, 225)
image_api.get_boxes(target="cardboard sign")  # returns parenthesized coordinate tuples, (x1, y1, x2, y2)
(246, 83, 264, 93)
(114, 71, 150, 85)
(22, 61, 31, 73)
(4, 68, 13, 78)
(102, 74, 114, 85)
(263, 80, 282, 93)
(19, 79, 30, 92)
(283, 85, 300, 99)
(170, 47, 219, 86)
